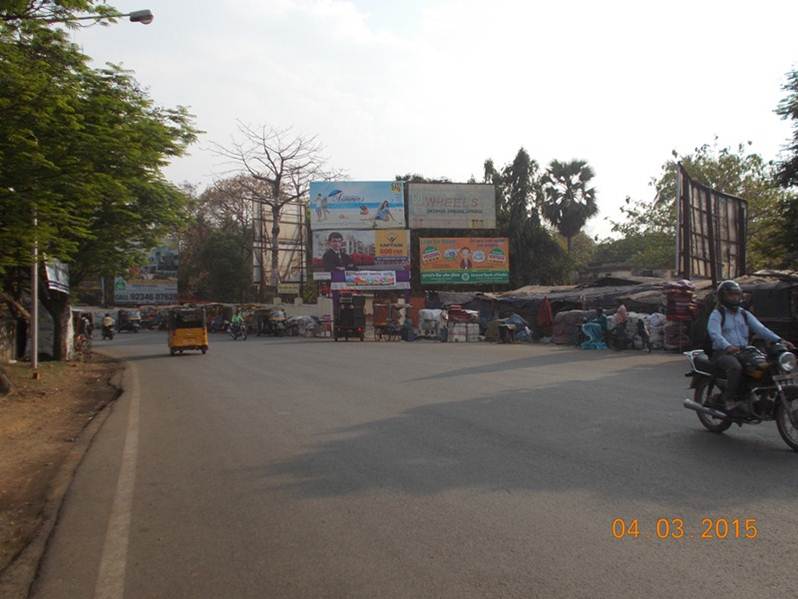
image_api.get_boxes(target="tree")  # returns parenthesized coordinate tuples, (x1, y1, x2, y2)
(0, 3, 198, 359)
(776, 68, 798, 188)
(603, 142, 798, 272)
(484, 149, 571, 286)
(213, 123, 334, 295)
(540, 160, 598, 254)
(179, 177, 254, 302)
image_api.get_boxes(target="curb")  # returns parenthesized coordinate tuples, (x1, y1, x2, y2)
(0, 356, 128, 599)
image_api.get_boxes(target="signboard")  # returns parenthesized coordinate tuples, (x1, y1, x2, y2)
(278, 282, 300, 294)
(312, 229, 410, 281)
(420, 237, 509, 285)
(45, 260, 69, 293)
(330, 270, 411, 291)
(114, 277, 178, 304)
(309, 181, 405, 230)
(115, 242, 179, 304)
(676, 164, 747, 283)
(408, 183, 496, 229)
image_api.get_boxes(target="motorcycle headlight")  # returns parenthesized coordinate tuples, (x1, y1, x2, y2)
(779, 352, 797, 373)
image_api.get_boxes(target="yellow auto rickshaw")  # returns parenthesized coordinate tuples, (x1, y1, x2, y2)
(167, 307, 209, 355)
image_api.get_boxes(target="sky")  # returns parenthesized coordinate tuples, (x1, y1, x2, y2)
(72, 0, 798, 237)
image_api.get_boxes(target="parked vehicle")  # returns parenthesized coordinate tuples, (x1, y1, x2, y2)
(334, 294, 365, 341)
(255, 308, 287, 337)
(683, 342, 798, 451)
(118, 309, 142, 333)
(168, 308, 209, 355)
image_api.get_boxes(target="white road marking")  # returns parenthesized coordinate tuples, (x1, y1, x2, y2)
(93, 363, 140, 599)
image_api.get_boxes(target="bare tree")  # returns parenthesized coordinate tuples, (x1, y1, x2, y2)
(213, 123, 337, 293)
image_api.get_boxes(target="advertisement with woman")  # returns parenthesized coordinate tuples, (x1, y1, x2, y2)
(309, 181, 405, 230)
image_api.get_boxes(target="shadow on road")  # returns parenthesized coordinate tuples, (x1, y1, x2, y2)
(259, 359, 796, 509)
(409, 347, 676, 382)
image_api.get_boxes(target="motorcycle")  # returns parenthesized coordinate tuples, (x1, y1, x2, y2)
(683, 343, 798, 451)
(102, 325, 115, 341)
(229, 321, 247, 341)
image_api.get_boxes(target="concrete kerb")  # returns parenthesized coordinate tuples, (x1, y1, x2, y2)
(0, 353, 131, 599)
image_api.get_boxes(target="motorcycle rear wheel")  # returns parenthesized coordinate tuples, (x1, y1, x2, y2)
(775, 392, 798, 452)
(695, 383, 732, 433)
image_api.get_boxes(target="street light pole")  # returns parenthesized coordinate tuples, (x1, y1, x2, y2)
(31, 206, 39, 379)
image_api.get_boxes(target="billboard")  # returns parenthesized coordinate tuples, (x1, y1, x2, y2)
(330, 269, 411, 291)
(115, 241, 179, 304)
(114, 278, 178, 304)
(310, 181, 405, 230)
(420, 237, 509, 285)
(408, 183, 496, 229)
(676, 164, 747, 283)
(45, 259, 69, 294)
(312, 229, 410, 281)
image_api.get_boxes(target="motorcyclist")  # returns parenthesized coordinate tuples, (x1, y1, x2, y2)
(102, 313, 114, 330)
(231, 311, 244, 333)
(707, 280, 795, 411)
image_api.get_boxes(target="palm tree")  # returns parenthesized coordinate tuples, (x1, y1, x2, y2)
(540, 159, 598, 254)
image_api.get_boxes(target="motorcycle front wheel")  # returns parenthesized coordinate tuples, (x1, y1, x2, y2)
(695, 382, 732, 433)
(775, 391, 798, 452)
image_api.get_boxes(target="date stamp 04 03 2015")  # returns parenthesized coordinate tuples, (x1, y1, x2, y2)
(611, 518, 758, 541)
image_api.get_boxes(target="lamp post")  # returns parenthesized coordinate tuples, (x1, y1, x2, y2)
(21, 9, 153, 378)
(5, 9, 155, 25)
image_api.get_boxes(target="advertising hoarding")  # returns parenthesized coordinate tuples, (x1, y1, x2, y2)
(115, 241, 179, 304)
(408, 183, 496, 229)
(114, 278, 178, 304)
(330, 270, 411, 291)
(45, 260, 69, 293)
(419, 237, 509, 285)
(310, 181, 405, 230)
(676, 164, 747, 283)
(312, 229, 410, 281)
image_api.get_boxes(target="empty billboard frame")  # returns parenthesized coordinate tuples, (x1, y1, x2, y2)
(676, 164, 748, 284)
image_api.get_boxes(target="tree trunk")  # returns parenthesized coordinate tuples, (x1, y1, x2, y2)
(270, 205, 281, 289)
(0, 364, 11, 396)
(40, 287, 70, 361)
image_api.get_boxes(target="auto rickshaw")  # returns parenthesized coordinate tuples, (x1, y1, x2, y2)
(167, 307, 209, 355)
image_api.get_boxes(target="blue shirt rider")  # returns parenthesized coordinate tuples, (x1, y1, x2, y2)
(708, 280, 794, 411)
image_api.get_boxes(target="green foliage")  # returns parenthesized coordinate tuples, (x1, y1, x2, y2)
(776, 68, 798, 188)
(606, 141, 797, 271)
(179, 181, 253, 303)
(540, 160, 598, 253)
(484, 149, 571, 286)
(0, 14, 198, 286)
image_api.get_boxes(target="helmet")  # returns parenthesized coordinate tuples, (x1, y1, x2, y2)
(716, 280, 742, 310)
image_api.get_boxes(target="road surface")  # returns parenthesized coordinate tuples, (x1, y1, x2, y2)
(32, 332, 798, 598)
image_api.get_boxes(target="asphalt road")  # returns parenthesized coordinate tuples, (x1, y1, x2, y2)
(32, 331, 798, 599)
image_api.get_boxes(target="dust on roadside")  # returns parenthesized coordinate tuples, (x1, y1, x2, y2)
(0, 355, 122, 575)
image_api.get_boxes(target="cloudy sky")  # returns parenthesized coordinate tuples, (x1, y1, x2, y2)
(72, 0, 798, 236)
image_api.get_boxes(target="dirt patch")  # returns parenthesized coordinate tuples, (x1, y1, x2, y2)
(0, 356, 121, 576)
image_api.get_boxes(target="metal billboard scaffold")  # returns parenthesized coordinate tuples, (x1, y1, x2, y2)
(676, 164, 748, 285)
(252, 198, 307, 297)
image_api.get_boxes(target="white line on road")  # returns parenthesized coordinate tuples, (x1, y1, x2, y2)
(94, 363, 140, 599)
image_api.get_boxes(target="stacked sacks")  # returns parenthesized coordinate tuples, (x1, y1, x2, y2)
(664, 280, 697, 351)
(645, 312, 667, 350)
(552, 309, 594, 345)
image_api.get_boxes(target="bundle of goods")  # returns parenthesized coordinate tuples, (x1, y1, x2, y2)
(664, 280, 697, 322)
(418, 309, 446, 338)
(645, 312, 667, 350)
(664, 320, 691, 351)
(552, 309, 595, 345)
(446, 305, 479, 324)
(447, 322, 480, 342)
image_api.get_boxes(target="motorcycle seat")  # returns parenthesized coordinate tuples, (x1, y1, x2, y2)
(693, 352, 714, 374)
